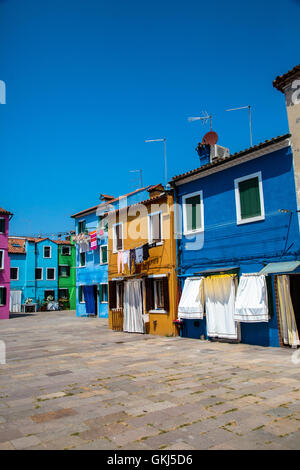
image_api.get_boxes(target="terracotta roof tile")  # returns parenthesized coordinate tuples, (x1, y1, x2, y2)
(170, 134, 291, 183)
(8, 238, 26, 254)
(273, 65, 300, 92)
(0, 207, 13, 216)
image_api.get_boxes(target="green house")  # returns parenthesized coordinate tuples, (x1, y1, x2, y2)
(56, 239, 76, 310)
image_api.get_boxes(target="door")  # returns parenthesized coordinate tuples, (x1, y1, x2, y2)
(10, 290, 22, 313)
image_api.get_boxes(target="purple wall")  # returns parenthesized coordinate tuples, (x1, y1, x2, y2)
(0, 214, 11, 319)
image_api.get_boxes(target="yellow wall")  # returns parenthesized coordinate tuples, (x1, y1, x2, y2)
(108, 192, 178, 336)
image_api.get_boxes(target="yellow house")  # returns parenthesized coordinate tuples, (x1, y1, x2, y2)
(108, 185, 178, 336)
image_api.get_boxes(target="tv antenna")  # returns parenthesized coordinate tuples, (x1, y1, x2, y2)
(129, 169, 143, 189)
(226, 105, 253, 147)
(188, 111, 213, 131)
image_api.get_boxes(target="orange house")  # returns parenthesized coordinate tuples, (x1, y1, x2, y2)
(108, 185, 178, 336)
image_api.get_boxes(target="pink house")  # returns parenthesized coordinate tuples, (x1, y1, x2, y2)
(0, 207, 13, 319)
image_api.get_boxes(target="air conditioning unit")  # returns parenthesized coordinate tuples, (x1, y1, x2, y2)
(210, 144, 230, 162)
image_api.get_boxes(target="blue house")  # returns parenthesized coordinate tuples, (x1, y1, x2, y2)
(71, 187, 153, 318)
(171, 134, 300, 347)
(8, 237, 59, 309)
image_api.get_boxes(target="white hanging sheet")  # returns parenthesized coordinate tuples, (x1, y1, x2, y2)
(10, 290, 22, 313)
(277, 275, 300, 347)
(178, 277, 204, 319)
(123, 279, 144, 334)
(234, 274, 269, 322)
(205, 275, 238, 339)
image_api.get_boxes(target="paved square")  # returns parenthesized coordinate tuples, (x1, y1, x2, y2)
(0, 311, 299, 450)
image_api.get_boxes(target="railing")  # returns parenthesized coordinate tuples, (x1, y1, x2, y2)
(111, 308, 123, 331)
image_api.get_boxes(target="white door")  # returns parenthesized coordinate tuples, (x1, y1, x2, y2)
(10, 290, 22, 313)
(123, 280, 144, 333)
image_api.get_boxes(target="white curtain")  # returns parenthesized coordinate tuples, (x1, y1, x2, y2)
(178, 277, 204, 319)
(277, 275, 300, 347)
(123, 280, 144, 333)
(234, 274, 269, 322)
(205, 275, 238, 339)
(10, 290, 22, 313)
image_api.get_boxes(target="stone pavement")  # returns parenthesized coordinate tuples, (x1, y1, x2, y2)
(0, 310, 299, 450)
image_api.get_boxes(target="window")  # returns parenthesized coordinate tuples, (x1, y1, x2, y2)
(0, 287, 7, 306)
(78, 286, 85, 303)
(98, 214, 108, 232)
(148, 212, 163, 244)
(46, 268, 55, 280)
(145, 276, 169, 313)
(116, 282, 124, 309)
(0, 218, 5, 234)
(100, 283, 108, 303)
(79, 252, 86, 267)
(58, 288, 69, 299)
(78, 220, 86, 234)
(59, 265, 70, 278)
(61, 245, 71, 256)
(44, 290, 55, 300)
(100, 245, 108, 264)
(113, 223, 123, 252)
(0, 250, 4, 270)
(35, 268, 43, 280)
(234, 172, 265, 224)
(182, 191, 204, 235)
(43, 246, 51, 259)
(10, 267, 19, 280)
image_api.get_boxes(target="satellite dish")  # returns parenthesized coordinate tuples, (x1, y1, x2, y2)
(202, 131, 218, 146)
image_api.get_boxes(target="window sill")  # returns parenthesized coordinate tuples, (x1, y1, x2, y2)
(78, 266, 86, 269)
(149, 309, 168, 314)
(100, 301, 108, 304)
(237, 215, 265, 225)
(100, 263, 108, 265)
(183, 229, 204, 236)
(148, 241, 163, 246)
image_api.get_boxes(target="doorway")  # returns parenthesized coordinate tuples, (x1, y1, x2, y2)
(289, 275, 300, 334)
(93, 285, 98, 317)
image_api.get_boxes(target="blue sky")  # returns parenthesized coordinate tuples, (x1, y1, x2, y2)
(0, 0, 299, 236)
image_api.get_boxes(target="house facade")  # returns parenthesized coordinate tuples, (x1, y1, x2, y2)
(0, 207, 13, 319)
(71, 188, 153, 318)
(108, 185, 178, 336)
(171, 134, 300, 347)
(57, 239, 76, 310)
(9, 237, 60, 310)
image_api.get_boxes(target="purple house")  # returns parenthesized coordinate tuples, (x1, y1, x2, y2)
(0, 207, 13, 319)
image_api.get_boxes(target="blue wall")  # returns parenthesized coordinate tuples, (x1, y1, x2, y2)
(176, 146, 300, 347)
(35, 239, 58, 302)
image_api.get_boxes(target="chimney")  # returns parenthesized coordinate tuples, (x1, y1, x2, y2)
(274, 65, 300, 212)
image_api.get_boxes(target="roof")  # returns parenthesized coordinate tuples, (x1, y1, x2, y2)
(8, 238, 26, 254)
(53, 239, 72, 245)
(0, 207, 13, 216)
(71, 185, 155, 218)
(171, 134, 291, 184)
(259, 261, 300, 275)
(273, 65, 300, 93)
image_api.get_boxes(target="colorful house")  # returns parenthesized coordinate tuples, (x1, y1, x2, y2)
(9, 237, 60, 309)
(57, 238, 76, 310)
(108, 185, 178, 336)
(171, 132, 300, 347)
(71, 187, 154, 318)
(0, 207, 13, 319)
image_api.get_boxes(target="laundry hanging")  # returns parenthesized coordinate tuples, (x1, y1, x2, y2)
(123, 279, 144, 333)
(10, 290, 22, 313)
(277, 275, 300, 347)
(234, 274, 269, 322)
(178, 277, 204, 319)
(89, 231, 97, 250)
(205, 275, 238, 340)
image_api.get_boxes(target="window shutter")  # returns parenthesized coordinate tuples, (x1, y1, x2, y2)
(145, 278, 154, 311)
(109, 281, 117, 309)
(162, 277, 169, 312)
(102, 246, 108, 264)
(239, 177, 261, 219)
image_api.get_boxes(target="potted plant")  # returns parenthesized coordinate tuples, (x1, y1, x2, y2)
(58, 297, 70, 310)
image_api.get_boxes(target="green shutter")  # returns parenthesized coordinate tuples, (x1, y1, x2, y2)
(102, 246, 108, 264)
(239, 177, 261, 220)
(186, 195, 201, 231)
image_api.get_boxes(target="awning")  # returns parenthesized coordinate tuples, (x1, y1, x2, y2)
(259, 261, 300, 275)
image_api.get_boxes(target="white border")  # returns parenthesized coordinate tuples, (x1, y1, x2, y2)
(0, 249, 4, 269)
(61, 245, 71, 256)
(10, 266, 19, 281)
(100, 282, 108, 303)
(234, 171, 265, 225)
(0, 286, 6, 306)
(100, 245, 108, 265)
(43, 246, 52, 259)
(0, 217, 5, 234)
(78, 219, 86, 234)
(182, 190, 204, 236)
(113, 223, 123, 253)
(46, 267, 56, 281)
(149, 277, 167, 314)
(78, 286, 85, 304)
(35, 267, 43, 280)
(148, 211, 163, 245)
